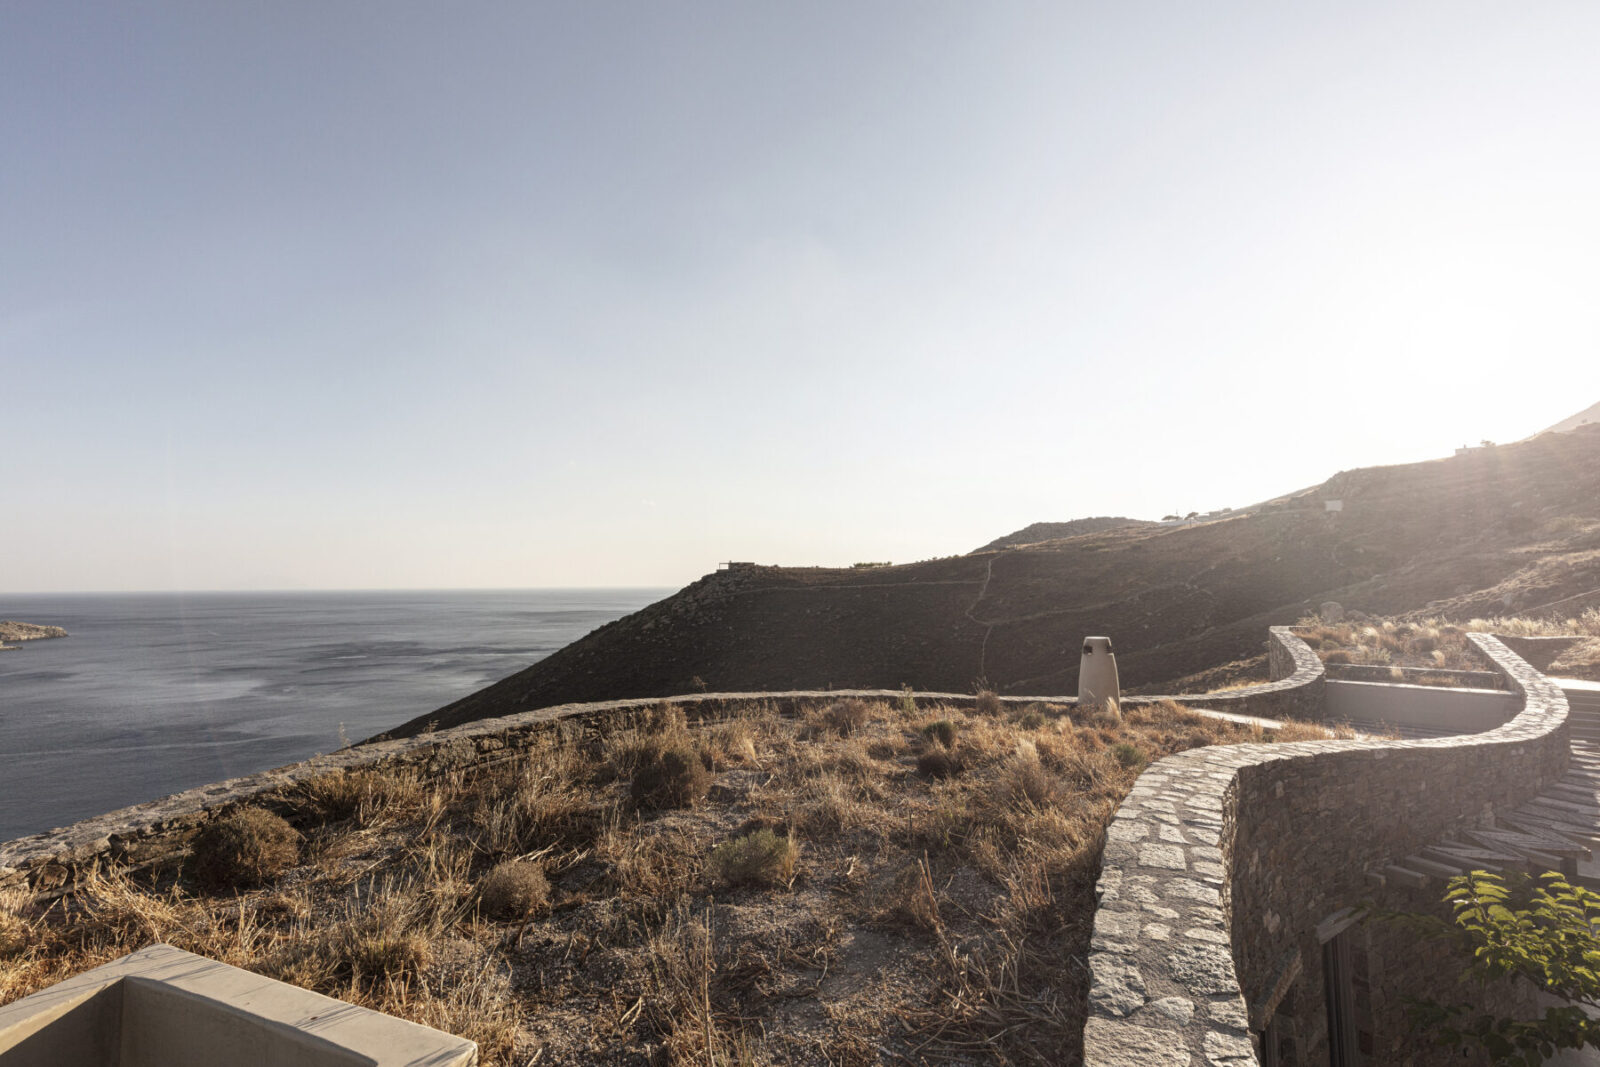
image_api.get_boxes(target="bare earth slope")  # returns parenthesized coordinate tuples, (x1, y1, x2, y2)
(387, 426, 1600, 739)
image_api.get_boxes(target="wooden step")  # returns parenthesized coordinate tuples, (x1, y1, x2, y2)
(1422, 844, 1519, 873)
(1466, 827, 1590, 861)
(1500, 812, 1600, 849)
(1382, 864, 1429, 890)
(1401, 854, 1472, 880)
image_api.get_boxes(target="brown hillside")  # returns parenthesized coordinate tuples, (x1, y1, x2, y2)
(386, 425, 1600, 739)
(973, 517, 1154, 552)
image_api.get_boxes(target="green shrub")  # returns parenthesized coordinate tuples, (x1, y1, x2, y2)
(191, 807, 301, 892)
(1381, 870, 1600, 1064)
(921, 720, 959, 748)
(479, 859, 550, 919)
(1109, 742, 1145, 770)
(709, 829, 797, 888)
(630, 739, 712, 810)
(899, 685, 916, 715)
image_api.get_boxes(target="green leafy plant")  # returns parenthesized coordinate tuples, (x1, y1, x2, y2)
(1390, 870, 1600, 1066)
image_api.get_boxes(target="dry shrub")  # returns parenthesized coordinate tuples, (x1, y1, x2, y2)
(646, 701, 688, 735)
(917, 749, 965, 780)
(630, 738, 711, 810)
(642, 900, 753, 1062)
(823, 698, 870, 736)
(1017, 706, 1047, 730)
(1273, 721, 1339, 742)
(472, 751, 593, 856)
(704, 721, 759, 766)
(600, 820, 700, 898)
(709, 829, 797, 888)
(997, 754, 1061, 809)
(796, 772, 868, 834)
(191, 807, 301, 892)
(886, 858, 941, 931)
(272, 885, 433, 993)
(1324, 649, 1353, 665)
(1087, 704, 1121, 729)
(974, 690, 1003, 716)
(479, 859, 550, 919)
(299, 766, 424, 825)
(0, 911, 29, 959)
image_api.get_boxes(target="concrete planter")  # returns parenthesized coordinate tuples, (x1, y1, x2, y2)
(0, 944, 475, 1067)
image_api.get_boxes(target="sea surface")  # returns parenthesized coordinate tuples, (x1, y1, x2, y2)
(0, 589, 668, 842)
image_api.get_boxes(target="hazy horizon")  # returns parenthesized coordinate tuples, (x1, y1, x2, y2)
(6, 3, 1598, 593)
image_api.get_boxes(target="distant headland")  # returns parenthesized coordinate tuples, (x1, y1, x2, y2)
(0, 621, 68, 650)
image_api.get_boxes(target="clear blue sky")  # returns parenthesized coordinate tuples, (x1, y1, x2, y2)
(4, 2, 1596, 592)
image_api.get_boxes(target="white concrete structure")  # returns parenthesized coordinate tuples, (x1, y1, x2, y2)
(0, 944, 476, 1067)
(1078, 635, 1120, 716)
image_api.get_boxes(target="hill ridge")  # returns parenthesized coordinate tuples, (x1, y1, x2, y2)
(385, 424, 1600, 739)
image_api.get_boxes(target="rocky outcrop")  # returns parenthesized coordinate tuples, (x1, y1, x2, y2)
(0, 621, 67, 650)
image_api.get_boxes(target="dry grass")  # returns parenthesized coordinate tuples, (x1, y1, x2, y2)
(0, 698, 1339, 1065)
(1299, 609, 1600, 682)
(1551, 638, 1600, 680)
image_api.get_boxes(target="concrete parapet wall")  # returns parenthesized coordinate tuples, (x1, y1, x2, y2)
(1084, 630, 1570, 1065)
(1326, 663, 1505, 688)
(1325, 678, 1518, 734)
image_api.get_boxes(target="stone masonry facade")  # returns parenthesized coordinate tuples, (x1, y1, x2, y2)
(1084, 628, 1570, 1066)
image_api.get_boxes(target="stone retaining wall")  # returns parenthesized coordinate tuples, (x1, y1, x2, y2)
(1084, 629, 1570, 1065)
(0, 662, 1326, 898)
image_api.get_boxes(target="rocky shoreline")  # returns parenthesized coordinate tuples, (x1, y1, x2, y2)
(0, 621, 68, 650)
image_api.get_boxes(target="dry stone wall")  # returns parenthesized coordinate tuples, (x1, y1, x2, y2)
(1084, 629, 1570, 1066)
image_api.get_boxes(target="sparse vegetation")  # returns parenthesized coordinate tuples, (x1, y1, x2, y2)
(628, 736, 711, 811)
(189, 807, 301, 892)
(821, 697, 870, 736)
(2, 697, 1341, 1065)
(479, 860, 550, 919)
(708, 829, 797, 887)
(1300, 610, 1600, 683)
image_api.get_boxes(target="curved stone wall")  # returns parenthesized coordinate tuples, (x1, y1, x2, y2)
(1084, 629, 1570, 1065)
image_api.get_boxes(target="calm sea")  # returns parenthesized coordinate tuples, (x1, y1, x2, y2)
(0, 589, 668, 842)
